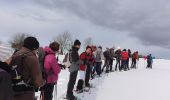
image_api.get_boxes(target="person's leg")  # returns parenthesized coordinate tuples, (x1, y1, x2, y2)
(102, 60, 106, 72)
(109, 59, 113, 71)
(118, 60, 121, 71)
(85, 65, 91, 87)
(66, 71, 78, 98)
(106, 60, 109, 73)
(115, 60, 118, 71)
(44, 84, 55, 100)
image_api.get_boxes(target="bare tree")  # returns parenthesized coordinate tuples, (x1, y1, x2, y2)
(54, 32, 73, 54)
(83, 37, 93, 49)
(9, 33, 29, 50)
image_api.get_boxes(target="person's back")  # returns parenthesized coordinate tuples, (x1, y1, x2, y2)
(66, 40, 81, 100)
(121, 51, 129, 60)
(42, 42, 61, 100)
(11, 37, 44, 100)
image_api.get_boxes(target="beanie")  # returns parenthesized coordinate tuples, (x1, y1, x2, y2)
(23, 37, 39, 51)
(74, 39, 81, 46)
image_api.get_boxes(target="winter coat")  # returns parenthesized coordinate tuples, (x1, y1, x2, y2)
(103, 50, 110, 61)
(0, 62, 13, 100)
(115, 50, 121, 60)
(69, 46, 81, 72)
(94, 48, 103, 62)
(11, 47, 44, 100)
(121, 51, 129, 60)
(147, 55, 153, 63)
(110, 49, 115, 60)
(79, 52, 91, 71)
(132, 52, 138, 60)
(44, 47, 61, 84)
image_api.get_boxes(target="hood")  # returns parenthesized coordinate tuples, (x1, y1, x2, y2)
(43, 47, 55, 55)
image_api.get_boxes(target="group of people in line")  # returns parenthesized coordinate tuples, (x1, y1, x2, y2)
(0, 36, 153, 100)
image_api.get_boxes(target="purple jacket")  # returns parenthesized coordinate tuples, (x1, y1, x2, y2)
(44, 47, 61, 84)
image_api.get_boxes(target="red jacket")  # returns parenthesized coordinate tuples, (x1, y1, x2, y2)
(121, 51, 129, 60)
(132, 52, 138, 60)
(79, 52, 90, 71)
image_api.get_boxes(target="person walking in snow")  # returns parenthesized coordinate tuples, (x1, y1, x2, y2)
(10, 37, 45, 100)
(43, 42, 61, 100)
(121, 49, 129, 71)
(131, 51, 139, 69)
(147, 54, 153, 69)
(115, 48, 121, 71)
(109, 47, 115, 72)
(94, 46, 103, 77)
(127, 49, 131, 70)
(76, 46, 92, 93)
(102, 48, 110, 73)
(66, 40, 81, 100)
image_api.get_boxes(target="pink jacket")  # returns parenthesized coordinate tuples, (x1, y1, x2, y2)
(44, 47, 61, 84)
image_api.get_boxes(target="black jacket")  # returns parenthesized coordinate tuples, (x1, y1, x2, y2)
(71, 46, 80, 62)
(0, 62, 13, 100)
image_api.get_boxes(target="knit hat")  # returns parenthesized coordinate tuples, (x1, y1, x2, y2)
(23, 37, 39, 51)
(74, 39, 81, 46)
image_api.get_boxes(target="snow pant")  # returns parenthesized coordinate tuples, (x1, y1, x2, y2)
(121, 60, 128, 71)
(147, 61, 152, 68)
(109, 59, 114, 71)
(85, 65, 91, 87)
(127, 58, 130, 70)
(115, 60, 121, 71)
(43, 83, 55, 100)
(131, 59, 137, 69)
(96, 62, 102, 75)
(66, 71, 78, 98)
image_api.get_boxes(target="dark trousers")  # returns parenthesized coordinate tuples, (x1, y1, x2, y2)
(115, 60, 121, 71)
(102, 60, 109, 72)
(109, 59, 113, 71)
(85, 65, 91, 87)
(131, 59, 137, 69)
(147, 61, 152, 68)
(127, 58, 130, 70)
(121, 60, 128, 71)
(44, 83, 55, 100)
(96, 62, 102, 75)
(66, 71, 78, 98)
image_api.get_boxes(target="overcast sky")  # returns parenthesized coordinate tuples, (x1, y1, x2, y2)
(0, 0, 170, 59)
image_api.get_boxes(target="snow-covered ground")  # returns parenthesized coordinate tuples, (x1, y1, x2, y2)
(36, 58, 170, 100)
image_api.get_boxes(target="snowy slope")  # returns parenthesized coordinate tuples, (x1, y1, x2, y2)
(36, 58, 170, 100)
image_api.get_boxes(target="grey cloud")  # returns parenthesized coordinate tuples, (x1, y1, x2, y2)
(33, 0, 170, 48)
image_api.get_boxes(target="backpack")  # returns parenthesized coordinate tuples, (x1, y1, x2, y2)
(63, 50, 72, 68)
(96, 51, 101, 61)
(10, 52, 34, 92)
(38, 48, 48, 81)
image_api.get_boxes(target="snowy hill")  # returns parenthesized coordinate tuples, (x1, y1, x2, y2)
(36, 58, 170, 100)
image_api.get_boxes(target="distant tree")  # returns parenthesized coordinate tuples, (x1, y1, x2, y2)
(83, 37, 93, 49)
(54, 32, 73, 54)
(9, 33, 29, 50)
